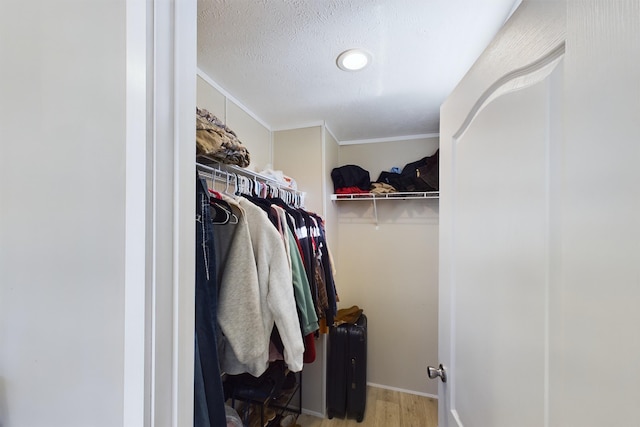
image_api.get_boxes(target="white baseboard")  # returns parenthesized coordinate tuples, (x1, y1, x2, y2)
(366, 382, 438, 400)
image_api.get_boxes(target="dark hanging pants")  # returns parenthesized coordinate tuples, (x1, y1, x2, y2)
(194, 176, 226, 427)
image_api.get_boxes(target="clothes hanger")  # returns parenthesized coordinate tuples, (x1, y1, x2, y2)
(270, 184, 277, 199)
(238, 175, 244, 195)
(237, 175, 246, 196)
(211, 198, 238, 225)
(232, 173, 239, 196)
(245, 176, 253, 196)
(252, 178, 258, 196)
(208, 188, 224, 200)
(224, 173, 230, 194)
(210, 201, 230, 224)
(203, 172, 236, 224)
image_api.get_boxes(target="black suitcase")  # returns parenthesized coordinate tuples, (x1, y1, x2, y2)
(327, 313, 367, 422)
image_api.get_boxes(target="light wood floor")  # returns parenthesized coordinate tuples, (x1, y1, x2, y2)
(295, 386, 437, 427)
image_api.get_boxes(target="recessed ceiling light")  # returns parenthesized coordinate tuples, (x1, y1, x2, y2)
(336, 49, 372, 71)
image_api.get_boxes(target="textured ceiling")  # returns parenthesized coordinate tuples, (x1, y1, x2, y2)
(197, 0, 520, 143)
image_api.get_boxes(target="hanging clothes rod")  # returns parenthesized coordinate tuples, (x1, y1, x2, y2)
(196, 161, 306, 208)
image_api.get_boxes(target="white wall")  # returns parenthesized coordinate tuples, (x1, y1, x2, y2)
(339, 138, 439, 185)
(196, 73, 272, 171)
(273, 126, 324, 215)
(226, 102, 272, 172)
(0, 2, 128, 425)
(197, 75, 226, 118)
(336, 137, 440, 396)
(323, 129, 340, 247)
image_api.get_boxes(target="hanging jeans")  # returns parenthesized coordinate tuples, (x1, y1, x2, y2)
(194, 176, 226, 427)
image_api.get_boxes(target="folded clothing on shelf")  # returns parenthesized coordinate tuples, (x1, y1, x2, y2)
(331, 165, 371, 193)
(196, 107, 251, 167)
(370, 182, 397, 194)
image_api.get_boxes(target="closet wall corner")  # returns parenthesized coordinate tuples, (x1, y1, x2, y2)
(273, 124, 341, 417)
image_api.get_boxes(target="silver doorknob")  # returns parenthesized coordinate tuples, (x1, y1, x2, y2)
(427, 364, 447, 383)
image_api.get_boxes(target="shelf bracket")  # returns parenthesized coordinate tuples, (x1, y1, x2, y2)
(372, 197, 379, 230)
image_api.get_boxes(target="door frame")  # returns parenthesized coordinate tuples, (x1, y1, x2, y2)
(124, 1, 197, 426)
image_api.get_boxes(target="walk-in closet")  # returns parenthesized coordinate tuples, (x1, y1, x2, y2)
(195, 3, 442, 419)
(6, 1, 640, 427)
(193, 70, 441, 424)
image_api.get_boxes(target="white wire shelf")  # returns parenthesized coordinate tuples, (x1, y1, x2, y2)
(331, 191, 439, 228)
(330, 191, 439, 201)
(196, 161, 306, 208)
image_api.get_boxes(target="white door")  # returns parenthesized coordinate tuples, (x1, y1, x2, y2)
(438, 2, 640, 426)
(439, 51, 564, 427)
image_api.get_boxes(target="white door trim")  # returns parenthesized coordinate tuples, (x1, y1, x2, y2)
(124, 1, 196, 426)
(124, 0, 149, 425)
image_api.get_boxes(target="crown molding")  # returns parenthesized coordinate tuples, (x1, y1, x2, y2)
(339, 133, 440, 145)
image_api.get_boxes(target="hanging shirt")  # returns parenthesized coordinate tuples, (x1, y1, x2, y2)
(272, 205, 319, 336)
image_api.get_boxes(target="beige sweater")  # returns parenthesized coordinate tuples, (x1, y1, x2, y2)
(238, 198, 304, 373)
(216, 196, 304, 376)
